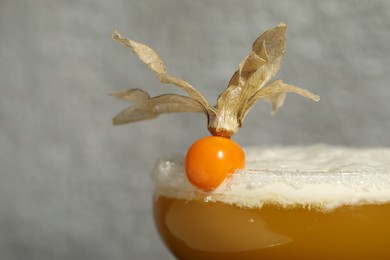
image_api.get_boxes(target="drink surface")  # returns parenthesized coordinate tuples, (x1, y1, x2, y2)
(153, 144, 390, 211)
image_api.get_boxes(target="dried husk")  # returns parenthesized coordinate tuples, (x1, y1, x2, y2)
(111, 24, 319, 137)
(112, 31, 215, 117)
(110, 89, 204, 124)
(247, 80, 320, 116)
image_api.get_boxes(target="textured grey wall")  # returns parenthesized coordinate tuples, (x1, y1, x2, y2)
(1, 0, 389, 259)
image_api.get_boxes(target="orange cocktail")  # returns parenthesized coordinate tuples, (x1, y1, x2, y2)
(153, 145, 390, 260)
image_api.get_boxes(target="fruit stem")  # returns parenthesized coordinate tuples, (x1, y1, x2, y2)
(208, 128, 233, 138)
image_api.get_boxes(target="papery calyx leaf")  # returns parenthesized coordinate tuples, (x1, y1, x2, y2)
(111, 31, 215, 118)
(212, 23, 288, 136)
(209, 23, 319, 136)
(110, 89, 205, 125)
(245, 80, 320, 117)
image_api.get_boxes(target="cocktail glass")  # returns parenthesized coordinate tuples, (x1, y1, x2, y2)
(153, 145, 390, 260)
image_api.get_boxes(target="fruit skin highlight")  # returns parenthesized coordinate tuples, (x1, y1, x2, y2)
(185, 136, 245, 191)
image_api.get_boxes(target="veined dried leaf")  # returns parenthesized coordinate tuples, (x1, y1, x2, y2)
(213, 23, 288, 135)
(112, 31, 214, 117)
(240, 52, 266, 74)
(241, 80, 320, 119)
(111, 89, 204, 125)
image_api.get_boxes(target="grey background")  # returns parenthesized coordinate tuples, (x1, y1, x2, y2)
(1, 0, 389, 259)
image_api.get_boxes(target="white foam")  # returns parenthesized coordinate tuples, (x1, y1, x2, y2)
(153, 144, 390, 211)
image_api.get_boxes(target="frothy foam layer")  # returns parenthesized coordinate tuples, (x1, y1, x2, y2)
(153, 144, 390, 210)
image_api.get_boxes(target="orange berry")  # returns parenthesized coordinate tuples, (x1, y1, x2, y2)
(185, 136, 245, 192)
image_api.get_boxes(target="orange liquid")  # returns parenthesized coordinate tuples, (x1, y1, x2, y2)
(154, 195, 390, 260)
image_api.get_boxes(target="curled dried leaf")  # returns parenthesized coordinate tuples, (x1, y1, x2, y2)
(245, 80, 320, 118)
(212, 23, 288, 135)
(111, 89, 204, 125)
(112, 31, 214, 117)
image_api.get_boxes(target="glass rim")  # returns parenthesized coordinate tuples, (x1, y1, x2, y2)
(153, 144, 390, 211)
